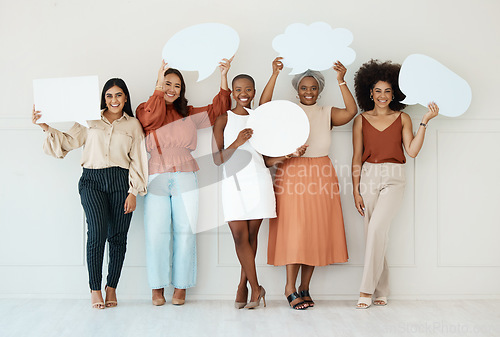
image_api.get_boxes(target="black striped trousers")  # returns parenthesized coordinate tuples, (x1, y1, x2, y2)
(78, 167, 132, 290)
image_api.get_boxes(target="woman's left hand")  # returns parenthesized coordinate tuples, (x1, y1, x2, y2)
(333, 61, 347, 82)
(219, 56, 234, 76)
(290, 144, 308, 158)
(124, 193, 136, 214)
(423, 102, 439, 123)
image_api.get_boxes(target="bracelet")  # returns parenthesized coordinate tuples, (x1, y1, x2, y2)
(155, 85, 163, 90)
(420, 122, 427, 129)
(339, 82, 346, 86)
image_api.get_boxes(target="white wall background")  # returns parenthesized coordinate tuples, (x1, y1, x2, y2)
(1, 0, 499, 300)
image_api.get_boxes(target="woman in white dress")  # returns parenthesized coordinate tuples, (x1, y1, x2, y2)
(212, 74, 276, 309)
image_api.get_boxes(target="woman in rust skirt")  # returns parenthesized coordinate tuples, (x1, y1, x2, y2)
(260, 57, 358, 309)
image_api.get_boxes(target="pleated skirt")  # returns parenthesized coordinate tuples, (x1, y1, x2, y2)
(267, 156, 349, 266)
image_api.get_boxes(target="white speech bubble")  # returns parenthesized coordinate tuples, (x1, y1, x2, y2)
(162, 23, 239, 82)
(399, 54, 472, 117)
(33, 75, 100, 127)
(272, 22, 356, 75)
(247, 100, 310, 157)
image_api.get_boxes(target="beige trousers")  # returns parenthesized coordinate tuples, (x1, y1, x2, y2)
(359, 162, 406, 297)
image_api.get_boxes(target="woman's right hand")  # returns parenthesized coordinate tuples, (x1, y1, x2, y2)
(234, 128, 253, 147)
(272, 57, 284, 75)
(354, 193, 365, 216)
(156, 60, 170, 91)
(32, 105, 49, 131)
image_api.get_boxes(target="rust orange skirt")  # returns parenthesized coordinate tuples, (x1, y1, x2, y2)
(267, 156, 348, 266)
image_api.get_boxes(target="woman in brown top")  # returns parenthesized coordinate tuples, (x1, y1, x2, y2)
(352, 60, 439, 308)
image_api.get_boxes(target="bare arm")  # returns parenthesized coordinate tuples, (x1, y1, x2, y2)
(402, 103, 439, 158)
(218, 56, 233, 91)
(211, 114, 253, 166)
(330, 61, 358, 127)
(351, 115, 365, 216)
(263, 145, 308, 167)
(259, 57, 283, 105)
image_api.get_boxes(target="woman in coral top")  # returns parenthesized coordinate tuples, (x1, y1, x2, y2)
(352, 60, 438, 308)
(136, 59, 231, 306)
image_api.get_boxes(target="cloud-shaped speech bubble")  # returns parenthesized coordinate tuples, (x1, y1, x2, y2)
(399, 54, 472, 117)
(162, 23, 239, 82)
(33, 75, 100, 127)
(272, 22, 356, 75)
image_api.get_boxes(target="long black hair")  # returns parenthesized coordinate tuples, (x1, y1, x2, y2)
(164, 68, 189, 118)
(100, 78, 134, 117)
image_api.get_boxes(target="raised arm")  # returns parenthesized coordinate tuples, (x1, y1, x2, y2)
(219, 56, 233, 91)
(351, 115, 365, 216)
(191, 57, 233, 128)
(136, 61, 170, 132)
(402, 103, 439, 158)
(330, 61, 358, 127)
(33, 105, 87, 158)
(259, 57, 283, 105)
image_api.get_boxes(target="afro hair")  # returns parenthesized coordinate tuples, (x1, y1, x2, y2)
(354, 59, 407, 112)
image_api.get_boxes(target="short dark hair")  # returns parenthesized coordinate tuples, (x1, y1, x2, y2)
(101, 78, 133, 117)
(164, 68, 189, 118)
(354, 59, 407, 112)
(231, 74, 255, 89)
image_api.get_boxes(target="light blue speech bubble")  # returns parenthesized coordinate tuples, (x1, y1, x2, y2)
(399, 54, 472, 117)
(272, 22, 356, 75)
(162, 23, 239, 82)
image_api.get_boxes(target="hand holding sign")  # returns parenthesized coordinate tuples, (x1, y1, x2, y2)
(399, 54, 471, 117)
(272, 22, 356, 75)
(162, 23, 239, 82)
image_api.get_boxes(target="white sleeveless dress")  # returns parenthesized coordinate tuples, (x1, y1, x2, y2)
(221, 109, 276, 222)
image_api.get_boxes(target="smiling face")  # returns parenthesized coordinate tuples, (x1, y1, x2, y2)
(105, 85, 127, 114)
(232, 78, 255, 108)
(371, 81, 393, 109)
(163, 73, 182, 104)
(297, 77, 319, 105)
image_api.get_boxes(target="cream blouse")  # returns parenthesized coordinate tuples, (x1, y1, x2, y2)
(43, 111, 148, 196)
(300, 103, 333, 158)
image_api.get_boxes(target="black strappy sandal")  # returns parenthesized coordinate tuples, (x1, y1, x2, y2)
(299, 290, 315, 307)
(286, 292, 308, 310)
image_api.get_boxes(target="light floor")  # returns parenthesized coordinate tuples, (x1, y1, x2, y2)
(1, 299, 499, 337)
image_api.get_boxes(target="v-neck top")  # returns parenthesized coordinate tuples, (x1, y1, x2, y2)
(361, 113, 406, 164)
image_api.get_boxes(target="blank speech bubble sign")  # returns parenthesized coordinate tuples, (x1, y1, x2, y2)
(247, 100, 310, 157)
(399, 54, 472, 117)
(162, 23, 239, 82)
(33, 75, 100, 126)
(272, 22, 356, 75)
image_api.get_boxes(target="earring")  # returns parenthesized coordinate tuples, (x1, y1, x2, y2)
(370, 94, 373, 101)
(296, 95, 300, 99)
(318, 95, 322, 100)
(392, 95, 395, 100)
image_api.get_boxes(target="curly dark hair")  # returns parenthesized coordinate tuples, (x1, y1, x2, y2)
(354, 59, 407, 112)
(164, 68, 189, 118)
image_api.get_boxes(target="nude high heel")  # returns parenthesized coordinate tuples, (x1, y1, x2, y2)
(244, 286, 266, 309)
(152, 288, 166, 306)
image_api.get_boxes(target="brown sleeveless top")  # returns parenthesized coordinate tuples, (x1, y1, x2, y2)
(361, 113, 406, 164)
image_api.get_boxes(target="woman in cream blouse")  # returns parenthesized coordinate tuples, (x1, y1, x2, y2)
(32, 78, 148, 309)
